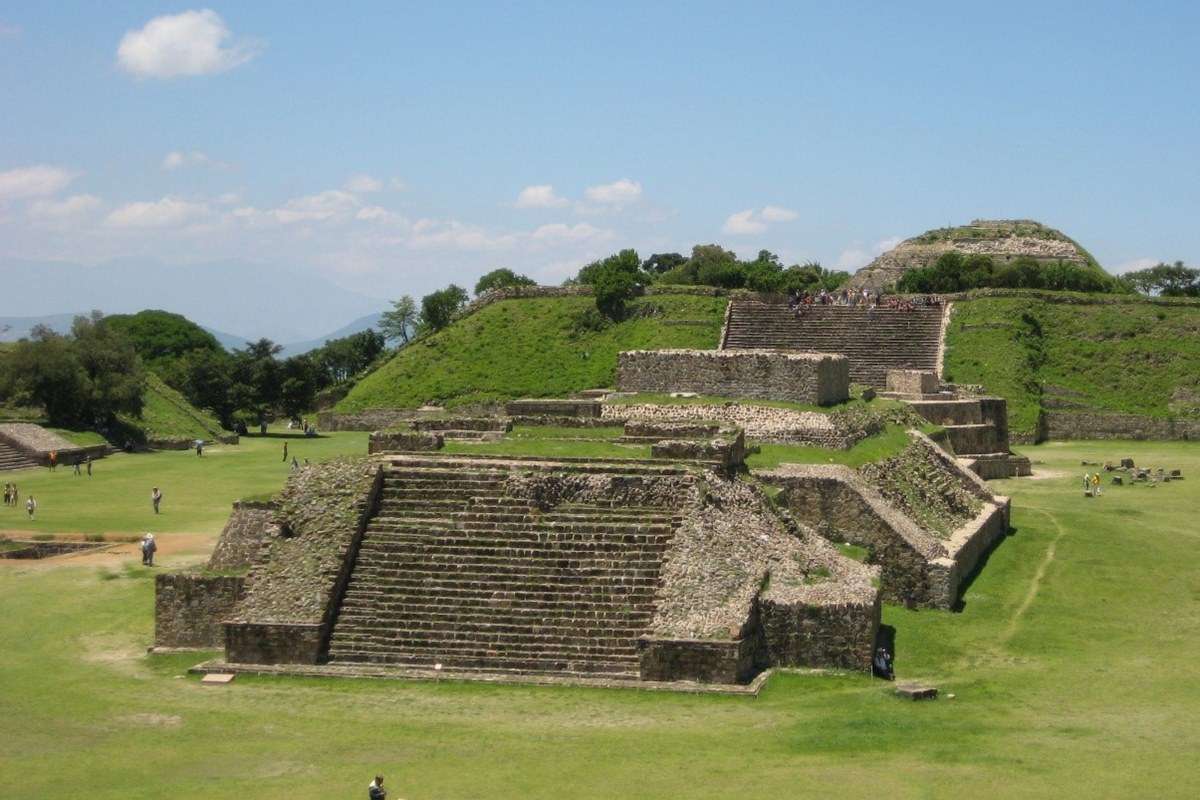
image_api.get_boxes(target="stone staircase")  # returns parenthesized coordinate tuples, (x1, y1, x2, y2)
(721, 301, 945, 387)
(325, 458, 682, 679)
(0, 440, 39, 472)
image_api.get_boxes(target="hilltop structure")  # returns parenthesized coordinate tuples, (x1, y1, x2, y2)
(848, 219, 1100, 290)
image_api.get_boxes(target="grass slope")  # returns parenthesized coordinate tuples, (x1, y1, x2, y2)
(0, 430, 366, 535)
(944, 294, 1200, 437)
(338, 294, 728, 410)
(122, 373, 228, 442)
(1, 440, 1199, 797)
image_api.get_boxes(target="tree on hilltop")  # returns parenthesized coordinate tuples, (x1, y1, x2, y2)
(474, 268, 536, 296)
(1123, 261, 1200, 297)
(418, 285, 469, 333)
(379, 295, 417, 345)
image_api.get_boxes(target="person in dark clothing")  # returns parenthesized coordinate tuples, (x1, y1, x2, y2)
(873, 646, 894, 680)
(282, 441, 288, 462)
(368, 775, 387, 799)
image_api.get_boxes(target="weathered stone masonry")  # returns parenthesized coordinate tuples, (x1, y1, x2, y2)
(155, 574, 245, 649)
(617, 349, 850, 406)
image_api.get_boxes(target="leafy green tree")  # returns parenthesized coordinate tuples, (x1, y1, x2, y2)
(419, 284, 469, 333)
(593, 263, 639, 319)
(278, 354, 320, 419)
(379, 295, 417, 345)
(576, 249, 642, 286)
(474, 268, 536, 296)
(1122, 261, 1199, 297)
(642, 252, 686, 274)
(102, 310, 222, 367)
(71, 312, 146, 425)
(2, 327, 89, 425)
(176, 348, 238, 426)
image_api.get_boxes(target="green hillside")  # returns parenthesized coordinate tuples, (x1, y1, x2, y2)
(943, 293, 1200, 437)
(119, 372, 228, 442)
(337, 294, 728, 410)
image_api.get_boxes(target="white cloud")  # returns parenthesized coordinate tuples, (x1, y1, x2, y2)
(722, 209, 767, 236)
(271, 189, 359, 224)
(105, 196, 209, 228)
(344, 174, 384, 193)
(30, 194, 102, 220)
(161, 150, 228, 171)
(584, 178, 642, 206)
(407, 218, 518, 251)
(0, 164, 77, 201)
(760, 205, 798, 223)
(1113, 257, 1158, 274)
(355, 205, 407, 224)
(0, 21, 21, 37)
(530, 222, 611, 243)
(117, 10, 261, 79)
(722, 206, 799, 235)
(215, 192, 241, 205)
(515, 184, 568, 209)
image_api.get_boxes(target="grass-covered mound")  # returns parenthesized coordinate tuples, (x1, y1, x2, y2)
(337, 294, 728, 411)
(119, 373, 228, 443)
(943, 293, 1200, 438)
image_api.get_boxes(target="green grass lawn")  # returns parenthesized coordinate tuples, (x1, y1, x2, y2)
(1, 439, 1199, 798)
(746, 424, 918, 469)
(337, 294, 728, 411)
(0, 429, 367, 536)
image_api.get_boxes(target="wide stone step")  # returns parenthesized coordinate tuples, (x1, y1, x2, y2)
(326, 635, 638, 660)
(326, 650, 639, 676)
(336, 600, 653, 625)
(330, 627, 643, 650)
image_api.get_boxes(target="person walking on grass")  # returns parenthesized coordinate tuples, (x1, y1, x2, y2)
(195, 440, 204, 457)
(141, 533, 157, 566)
(368, 775, 387, 800)
(1092, 472, 1102, 497)
(86, 456, 92, 476)
(151, 487, 163, 514)
(282, 441, 288, 462)
(73, 459, 81, 476)
(26, 495, 36, 520)
(48, 450, 57, 471)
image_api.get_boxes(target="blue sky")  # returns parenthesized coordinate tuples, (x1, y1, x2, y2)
(2, 2, 1198, 324)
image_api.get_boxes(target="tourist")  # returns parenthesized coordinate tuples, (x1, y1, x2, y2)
(368, 775, 387, 800)
(282, 441, 289, 462)
(873, 646, 894, 680)
(73, 459, 82, 476)
(10, 484, 16, 507)
(291, 456, 300, 471)
(141, 533, 157, 567)
(48, 450, 57, 471)
(1083, 473, 1092, 497)
(1092, 473, 1102, 496)
(152, 487, 163, 514)
(26, 494, 36, 520)
(195, 440, 204, 457)
(3, 483, 10, 506)
(86, 456, 92, 476)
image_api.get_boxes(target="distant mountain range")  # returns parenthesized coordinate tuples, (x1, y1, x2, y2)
(0, 257, 388, 344)
(1, 311, 387, 358)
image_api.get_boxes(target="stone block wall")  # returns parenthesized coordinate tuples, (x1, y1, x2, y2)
(944, 423, 999, 455)
(767, 467, 945, 606)
(650, 432, 746, 469)
(605, 402, 850, 447)
(367, 430, 444, 453)
(317, 409, 415, 431)
(1044, 411, 1200, 441)
(637, 636, 758, 684)
(886, 370, 939, 395)
(759, 596, 880, 671)
(906, 399, 984, 426)
(208, 502, 280, 571)
(504, 398, 602, 417)
(617, 349, 850, 405)
(154, 574, 245, 648)
(225, 621, 324, 664)
(977, 397, 1011, 450)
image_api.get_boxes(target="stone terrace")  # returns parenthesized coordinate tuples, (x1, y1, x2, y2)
(721, 301, 945, 387)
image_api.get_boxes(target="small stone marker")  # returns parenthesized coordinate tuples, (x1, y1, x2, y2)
(201, 672, 236, 685)
(1170, 469, 1182, 478)
(1121, 458, 1135, 469)
(1111, 476, 1123, 485)
(895, 683, 938, 701)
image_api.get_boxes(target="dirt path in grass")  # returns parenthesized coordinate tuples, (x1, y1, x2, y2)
(0, 531, 217, 570)
(1000, 507, 1066, 645)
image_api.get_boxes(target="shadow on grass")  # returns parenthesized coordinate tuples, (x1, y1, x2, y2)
(954, 525, 1019, 612)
